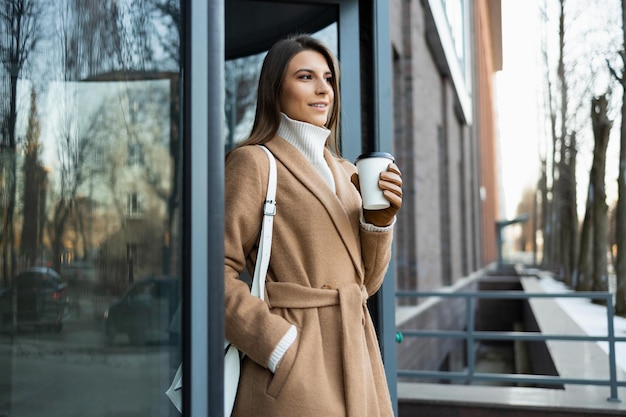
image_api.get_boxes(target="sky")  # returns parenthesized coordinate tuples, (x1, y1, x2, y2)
(495, 0, 622, 221)
(496, 1, 544, 220)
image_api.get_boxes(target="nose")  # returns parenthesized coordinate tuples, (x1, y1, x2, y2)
(316, 79, 331, 95)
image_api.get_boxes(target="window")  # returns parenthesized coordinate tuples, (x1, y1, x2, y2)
(127, 192, 143, 217)
(0, 1, 183, 415)
(127, 141, 142, 166)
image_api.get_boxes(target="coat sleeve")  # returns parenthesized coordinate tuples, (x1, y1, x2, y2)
(337, 158, 394, 297)
(224, 146, 293, 368)
(360, 223, 393, 296)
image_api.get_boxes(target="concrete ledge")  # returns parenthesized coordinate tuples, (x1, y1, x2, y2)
(398, 382, 626, 416)
(520, 276, 626, 399)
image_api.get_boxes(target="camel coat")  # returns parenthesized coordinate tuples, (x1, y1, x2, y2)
(224, 137, 394, 417)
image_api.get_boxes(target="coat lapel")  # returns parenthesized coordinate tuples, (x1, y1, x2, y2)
(265, 138, 364, 280)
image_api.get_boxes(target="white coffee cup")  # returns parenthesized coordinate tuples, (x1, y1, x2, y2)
(355, 152, 395, 210)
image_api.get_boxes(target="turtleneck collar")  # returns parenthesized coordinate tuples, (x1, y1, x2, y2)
(276, 112, 335, 192)
(277, 113, 330, 164)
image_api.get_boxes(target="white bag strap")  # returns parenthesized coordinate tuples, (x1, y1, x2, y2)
(250, 145, 276, 300)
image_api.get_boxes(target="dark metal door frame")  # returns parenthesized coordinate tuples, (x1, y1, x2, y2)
(189, 0, 396, 414)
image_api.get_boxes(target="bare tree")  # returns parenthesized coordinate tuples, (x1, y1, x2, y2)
(540, 0, 579, 283)
(538, 0, 620, 289)
(613, 0, 626, 316)
(577, 95, 612, 297)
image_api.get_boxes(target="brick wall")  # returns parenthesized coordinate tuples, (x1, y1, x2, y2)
(390, 0, 500, 299)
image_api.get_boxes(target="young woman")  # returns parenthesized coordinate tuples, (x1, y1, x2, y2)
(224, 34, 402, 417)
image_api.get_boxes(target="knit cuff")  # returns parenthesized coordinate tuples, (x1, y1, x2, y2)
(360, 211, 396, 232)
(268, 325, 297, 373)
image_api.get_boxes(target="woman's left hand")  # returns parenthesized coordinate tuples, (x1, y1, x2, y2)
(351, 163, 403, 227)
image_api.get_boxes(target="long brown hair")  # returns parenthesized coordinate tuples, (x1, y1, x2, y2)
(236, 34, 341, 155)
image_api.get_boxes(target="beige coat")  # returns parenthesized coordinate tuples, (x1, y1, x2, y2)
(224, 137, 394, 417)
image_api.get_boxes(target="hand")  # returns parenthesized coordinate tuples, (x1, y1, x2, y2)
(351, 163, 403, 227)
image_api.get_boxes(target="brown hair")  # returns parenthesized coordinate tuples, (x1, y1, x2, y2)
(237, 34, 341, 155)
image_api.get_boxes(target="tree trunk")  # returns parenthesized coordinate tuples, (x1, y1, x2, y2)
(590, 95, 611, 297)
(555, 0, 578, 284)
(576, 189, 593, 292)
(540, 160, 549, 266)
(615, 0, 626, 317)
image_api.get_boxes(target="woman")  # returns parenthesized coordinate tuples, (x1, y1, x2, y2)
(224, 34, 402, 417)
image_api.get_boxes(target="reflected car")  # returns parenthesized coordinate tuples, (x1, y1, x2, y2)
(103, 276, 180, 346)
(0, 267, 70, 332)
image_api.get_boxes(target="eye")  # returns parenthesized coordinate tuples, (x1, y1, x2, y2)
(298, 74, 312, 80)
(325, 76, 333, 83)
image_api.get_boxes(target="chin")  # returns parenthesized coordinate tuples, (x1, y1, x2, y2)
(312, 118, 328, 127)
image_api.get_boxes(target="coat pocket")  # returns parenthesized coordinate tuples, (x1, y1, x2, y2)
(266, 334, 300, 398)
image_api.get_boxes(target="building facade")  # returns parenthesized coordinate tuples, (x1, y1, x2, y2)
(392, 0, 502, 298)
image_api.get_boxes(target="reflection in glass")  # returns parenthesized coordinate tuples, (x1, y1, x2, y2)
(0, 1, 182, 416)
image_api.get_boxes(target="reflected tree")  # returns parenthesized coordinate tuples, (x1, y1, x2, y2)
(46, 92, 99, 273)
(0, 0, 42, 285)
(46, 0, 133, 273)
(56, 0, 122, 80)
(144, 0, 182, 276)
(123, 0, 182, 276)
(20, 88, 47, 267)
(33, 0, 183, 281)
(225, 54, 264, 149)
(145, 0, 181, 68)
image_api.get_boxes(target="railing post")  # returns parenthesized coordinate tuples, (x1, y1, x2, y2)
(605, 293, 621, 403)
(466, 295, 475, 382)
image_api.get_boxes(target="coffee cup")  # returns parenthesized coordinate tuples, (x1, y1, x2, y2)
(355, 152, 395, 210)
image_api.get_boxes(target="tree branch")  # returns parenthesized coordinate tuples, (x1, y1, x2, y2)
(607, 58, 624, 84)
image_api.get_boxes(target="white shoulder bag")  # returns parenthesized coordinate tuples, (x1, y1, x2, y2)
(166, 145, 277, 415)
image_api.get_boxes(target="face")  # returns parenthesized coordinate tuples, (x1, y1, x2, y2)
(279, 50, 334, 127)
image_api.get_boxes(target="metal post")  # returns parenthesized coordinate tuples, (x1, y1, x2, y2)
(189, 0, 224, 415)
(369, 0, 398, 412)
(605, 294, 621, 402)
(466, 295, 475, 382)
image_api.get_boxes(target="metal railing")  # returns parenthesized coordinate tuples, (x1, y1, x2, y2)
(395, 290, 626, 402)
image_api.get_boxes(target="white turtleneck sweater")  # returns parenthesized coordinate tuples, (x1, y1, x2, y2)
(276, 113, 336, 192)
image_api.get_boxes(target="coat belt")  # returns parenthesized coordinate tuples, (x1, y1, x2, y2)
(265, 282, 370, 417)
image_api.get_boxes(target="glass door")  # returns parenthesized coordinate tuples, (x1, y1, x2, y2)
(0, 1, 183, 416)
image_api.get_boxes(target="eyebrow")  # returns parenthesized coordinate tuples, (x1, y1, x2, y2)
(293, 68, 332, 76)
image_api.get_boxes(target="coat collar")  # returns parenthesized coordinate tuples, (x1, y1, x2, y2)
(265, 137, 364, 280)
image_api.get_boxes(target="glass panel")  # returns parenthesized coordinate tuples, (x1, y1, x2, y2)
(0, 1, 183, 416)
(224, 23, 338, 151)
